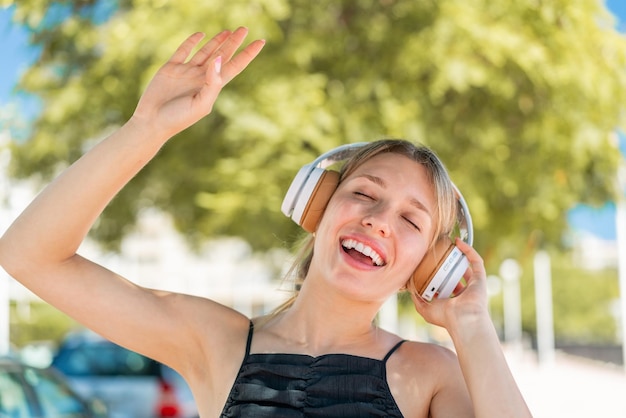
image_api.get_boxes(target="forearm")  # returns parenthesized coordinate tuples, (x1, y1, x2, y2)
(448, 313, 532, 418)
(0, 117, 168, 276)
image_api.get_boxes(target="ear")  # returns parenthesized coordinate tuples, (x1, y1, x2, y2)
(300, 170, 340, 232)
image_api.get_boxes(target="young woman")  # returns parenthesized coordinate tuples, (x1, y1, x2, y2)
(0, 27, 531, 417)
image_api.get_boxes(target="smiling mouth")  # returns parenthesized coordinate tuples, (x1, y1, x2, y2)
(341, 239, 385, 266)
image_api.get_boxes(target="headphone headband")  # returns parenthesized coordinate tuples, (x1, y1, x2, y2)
(454, 184, 474, 246)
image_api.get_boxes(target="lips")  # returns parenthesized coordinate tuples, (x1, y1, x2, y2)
(341, 238, 385, 267)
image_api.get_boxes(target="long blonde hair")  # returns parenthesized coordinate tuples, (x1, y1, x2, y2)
(274, 139, 458, 314)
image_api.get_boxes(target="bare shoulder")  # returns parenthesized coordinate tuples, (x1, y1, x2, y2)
(388, 339, 461, 380)
(386, 340, 470, 418)
(144, 291, 250, 383)
(402, 339, 457, 358)
(167, 292, 251, 365)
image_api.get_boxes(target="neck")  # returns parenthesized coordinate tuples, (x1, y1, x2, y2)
(267, 279, 385, 355)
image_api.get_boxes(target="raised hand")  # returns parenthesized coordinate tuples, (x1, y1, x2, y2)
(410, 238, 489, 330)
(132, 27, 265, 139)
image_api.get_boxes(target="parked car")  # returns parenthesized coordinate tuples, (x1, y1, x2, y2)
(51, 330, 198, 418)
(0, 355, 107, 417)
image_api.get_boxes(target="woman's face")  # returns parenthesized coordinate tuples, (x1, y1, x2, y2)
(310, 152, 438, 303)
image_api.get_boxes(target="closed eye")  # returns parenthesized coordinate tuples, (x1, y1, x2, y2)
(403, 216, 421, 231)
(354, 191, 374, 199)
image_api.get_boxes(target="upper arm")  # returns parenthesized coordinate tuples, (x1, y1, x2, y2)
(387, 342, 473, 418)
(3, 251, 247, 373)
(428, 347, 474, 418)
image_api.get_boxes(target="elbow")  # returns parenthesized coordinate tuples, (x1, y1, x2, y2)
(0, 233, 37, 281)
(0, 234, 20, 278)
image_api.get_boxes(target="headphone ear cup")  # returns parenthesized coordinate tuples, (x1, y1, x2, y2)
(300, 170, 340, 232)
(281, 164, 313, 220)
(410, 237, 456, 297)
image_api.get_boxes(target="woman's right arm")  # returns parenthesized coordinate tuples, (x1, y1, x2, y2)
(0, 28, 265, 371)
(412, 239, 532, 418)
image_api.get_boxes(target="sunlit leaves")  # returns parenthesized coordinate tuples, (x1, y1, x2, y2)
(5, 0, 626, 264)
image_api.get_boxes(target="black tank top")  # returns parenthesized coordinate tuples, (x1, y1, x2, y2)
(220, 322, 406, 417)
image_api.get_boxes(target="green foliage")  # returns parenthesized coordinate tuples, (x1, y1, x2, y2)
(4, 0, 626, 265)
(9, 301, 79, 348)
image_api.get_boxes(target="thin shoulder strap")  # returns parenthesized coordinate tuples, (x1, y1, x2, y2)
(383, 339, 406, 363)
(245, 320, 254, 355)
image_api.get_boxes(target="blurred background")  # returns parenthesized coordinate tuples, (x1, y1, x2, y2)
(1, 0, 626, 417)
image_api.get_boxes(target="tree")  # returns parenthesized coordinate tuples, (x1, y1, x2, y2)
(5, 0, 626, 269)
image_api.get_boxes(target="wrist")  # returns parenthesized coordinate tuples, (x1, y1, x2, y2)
(124, 115, 171, 148)
(446, 306, 496, 344)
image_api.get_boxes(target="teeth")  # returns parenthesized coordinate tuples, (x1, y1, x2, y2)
(342, 239, 384, 266)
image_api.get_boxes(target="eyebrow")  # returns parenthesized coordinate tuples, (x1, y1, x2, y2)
(357, 174, 433, 218)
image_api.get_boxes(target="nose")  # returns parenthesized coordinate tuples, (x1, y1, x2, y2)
(362, 208, 391, 237)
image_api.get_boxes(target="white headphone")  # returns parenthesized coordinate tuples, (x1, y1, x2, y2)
(281, 142, 474, 301)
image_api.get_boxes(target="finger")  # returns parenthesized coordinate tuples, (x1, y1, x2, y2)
(188, 30, 232, 66)
(169, 32, 206, 64)
(410, 290, 429, 311)
(451, 278, 467, 297)
(213, 26, 252, 62)
(221, 39, 266, 84)
(456, 238, 486, 274)
(410, 290, 447, 327)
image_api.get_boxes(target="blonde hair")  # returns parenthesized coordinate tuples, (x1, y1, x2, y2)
(274, 139, 458, 314)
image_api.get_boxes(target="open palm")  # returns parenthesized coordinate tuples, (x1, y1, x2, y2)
(132, 27, 265, 139)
